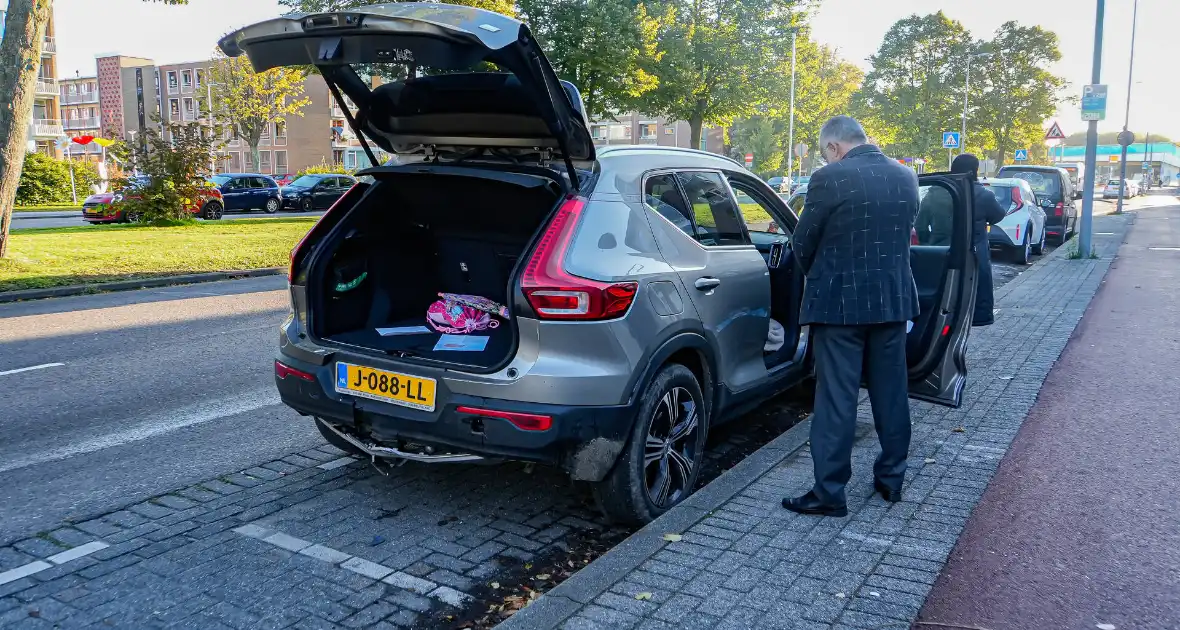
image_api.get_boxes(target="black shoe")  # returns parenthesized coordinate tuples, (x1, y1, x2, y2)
(782, 491, 848, 517)
(874, 479, 903, 503)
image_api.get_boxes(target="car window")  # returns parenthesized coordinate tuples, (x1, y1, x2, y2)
(643, 173, 696, 238)
(726, 178, 785, 237)
(675, 171, 749, 246)
(915, 184, 954, 246)
(1001, 169, 1062, 198)
(788, 193, 805, 214)
(987, 185, 1013, 205)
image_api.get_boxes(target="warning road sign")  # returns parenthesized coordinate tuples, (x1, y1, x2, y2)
(1044, 121, 1066, 141)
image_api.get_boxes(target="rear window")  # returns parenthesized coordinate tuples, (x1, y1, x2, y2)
(1107, 179, 1122, 186)
(987, 185, 1013, 205)
(1000, 169, 1061, 198)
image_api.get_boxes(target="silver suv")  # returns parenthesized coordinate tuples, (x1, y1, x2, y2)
(225, 4, 978, 523)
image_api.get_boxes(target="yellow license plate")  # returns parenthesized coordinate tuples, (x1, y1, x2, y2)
(335, 363, 436, 412)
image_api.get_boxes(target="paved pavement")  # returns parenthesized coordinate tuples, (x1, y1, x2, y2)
(10, 209, 326, 230)
(918, 204, 1180, 629)
(500, 211, 1133, 630)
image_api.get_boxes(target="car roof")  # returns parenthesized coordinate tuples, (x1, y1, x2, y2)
(220, 173, 275, 178)
(596, 145, 745, 171)
(997, 164, 1066, 173)
(980, 177, 1029, 186)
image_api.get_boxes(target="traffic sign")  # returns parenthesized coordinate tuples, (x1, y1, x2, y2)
(1044, 121, 1066, 140)
(793, 143, 808, 158)
(941, 131, 960, 149)
(744, 153, 753, 167)
(1116, 130, 1135, 147)
(1081, 84, 1108, 121)
(1014, 149, 1029, 161)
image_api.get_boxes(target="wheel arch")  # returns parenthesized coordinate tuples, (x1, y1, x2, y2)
(627, 332, 718, 423)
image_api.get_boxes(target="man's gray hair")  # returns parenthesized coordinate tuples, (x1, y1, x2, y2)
(819, 115, 868, 146)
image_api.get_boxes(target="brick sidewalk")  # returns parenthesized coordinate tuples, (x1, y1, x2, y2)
(501, 213, 1132, 630)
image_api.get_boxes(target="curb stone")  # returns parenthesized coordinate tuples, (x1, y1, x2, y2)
(0, 267, 285, 303)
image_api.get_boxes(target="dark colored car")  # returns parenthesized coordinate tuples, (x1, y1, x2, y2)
(280, 174, 357, 212)
(223, 4, 977, 524)
(209, 173, 283, 213)
(83, 176, 224, 223)
(995, 164, 1080, 245)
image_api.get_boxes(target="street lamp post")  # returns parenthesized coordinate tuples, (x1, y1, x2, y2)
(1078, 0, 1106, 258)
(961, 52, 993, 155)
(1115, 0, 1139, 214)
(785, 28, 798, 185)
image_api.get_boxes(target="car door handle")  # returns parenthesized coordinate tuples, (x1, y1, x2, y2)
(694, 277, 721, 291)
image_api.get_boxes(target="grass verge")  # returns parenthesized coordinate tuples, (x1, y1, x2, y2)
(0, 217, 316, 292)
(13, 205, 83, 213)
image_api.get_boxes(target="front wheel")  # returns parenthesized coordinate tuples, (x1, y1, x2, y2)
(202, 201, 223, 220)
(593, 363, 708, 525)
(301, 197, 314, 213)
(264, 197, 280, 214)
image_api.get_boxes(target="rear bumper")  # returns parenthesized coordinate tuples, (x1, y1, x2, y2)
(274, 353, 635, 481)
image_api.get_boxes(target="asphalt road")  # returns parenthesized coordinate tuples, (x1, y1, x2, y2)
(10, 209, 326, 230)
(0, 275, 321, 545)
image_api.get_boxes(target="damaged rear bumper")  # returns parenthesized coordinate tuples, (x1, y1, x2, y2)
(275, 353, 636, 481)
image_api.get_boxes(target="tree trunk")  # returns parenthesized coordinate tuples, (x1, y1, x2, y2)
(0, 0, 52, 259)
(250, 142, 261, 173)
(689, 116, 704, 151)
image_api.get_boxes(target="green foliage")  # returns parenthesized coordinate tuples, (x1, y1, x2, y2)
(209, 52, 311, 169)
(278, 0, 515, 17)
(635, 0, 803, 147)
(1063, 131, 1172, 145)
(15, 153, 99, 206)
(518, 0, 661, 120)
(296, 160, 355, 178)
(119, 118, 224, 223)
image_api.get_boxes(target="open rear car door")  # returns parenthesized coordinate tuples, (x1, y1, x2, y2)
(217, 3, 595, 189)
(907, 172, 978, 407)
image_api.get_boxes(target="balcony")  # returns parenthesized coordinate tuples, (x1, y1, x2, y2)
(64, 117, 101, 130)
(30, 119, 64, 138)
(62, 91, 99, 105)
(35, 78, 58, 97)
(41, 37, 56, 56)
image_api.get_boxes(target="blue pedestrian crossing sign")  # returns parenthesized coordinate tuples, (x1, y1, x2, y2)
(1014, 149, 1029, 161)
(941, 132, 960, 149)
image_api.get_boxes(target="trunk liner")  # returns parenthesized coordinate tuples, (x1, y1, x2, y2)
(326, 318, 513, 370)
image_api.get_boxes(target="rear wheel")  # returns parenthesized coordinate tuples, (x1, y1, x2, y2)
(301, 197, 314, 212)
(265, 197, 280, 213)
(1031, 224, 1046, 255)
(593, 363, 708, 525)
(202, 201, 223, 220)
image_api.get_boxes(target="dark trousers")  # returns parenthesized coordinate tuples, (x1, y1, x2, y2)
(809, 322, 911, 505)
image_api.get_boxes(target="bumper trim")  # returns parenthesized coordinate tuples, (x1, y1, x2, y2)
(319, 419, 486, 463)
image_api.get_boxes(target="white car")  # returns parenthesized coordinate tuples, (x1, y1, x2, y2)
(981, 177, 1047, 265)
(1103, 178, 1139, 199)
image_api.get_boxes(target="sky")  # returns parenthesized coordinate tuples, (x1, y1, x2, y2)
(46, 0, 1180, 141)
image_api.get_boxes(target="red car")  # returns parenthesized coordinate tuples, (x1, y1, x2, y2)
(83, 177, 225, 223)
(273, 173, 296, 186)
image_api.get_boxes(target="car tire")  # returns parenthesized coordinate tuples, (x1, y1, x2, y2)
(1012, 231, 1031, 265)
(202, 201, 223, 221)
(592, 363, 708, 525)
(1031, 225, 1046, 255)
(265, 197, 280, 214)
(301, 198, 314, 213)
(313, 417, 366, 458)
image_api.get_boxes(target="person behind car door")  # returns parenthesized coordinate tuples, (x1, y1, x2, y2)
(783, 115, 920, 517)
(950, 153, 1006, 327)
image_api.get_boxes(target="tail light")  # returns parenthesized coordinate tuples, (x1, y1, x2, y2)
(522, 197, 639, 320)
(1053, 202, 1063, 217)
(910, 227, 919, 246)
(275, 360, 315, 382)
(457, 406, 552, 432)
(1006, 187, 1023, 216)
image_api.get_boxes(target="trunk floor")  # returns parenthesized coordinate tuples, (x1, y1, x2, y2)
(326, 318, 512, 370)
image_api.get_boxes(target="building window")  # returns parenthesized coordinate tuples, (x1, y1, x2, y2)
(167, 71, 178, 93)
(609, 125, 631, 140)
(181, 70, 192, 89)
(194, 69, 203, 88)
(183, 98, 194, 120)
(259, 150, 272, 173)
(244, 152, 255, 172)
(169, 99, 180, 118)
(639, 123, 657, 140)
(333, 149, 345, 165)
(664, 126, 676, 135)
(275, 150, 288, 173)
(591, 125, 607, 140)
(229, 152, 242, 172)
(261, 124, 270, 140)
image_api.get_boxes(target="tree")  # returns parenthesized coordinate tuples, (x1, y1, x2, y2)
(209, 53, 311, 172)
(636, 0, 802, 148)
(118, 117, 224, 223)
(1063, 131, 1172, 145)
(279, 0, 514, 18)
(852, 12, 974, 164)
(971, 22, 1069, 169)
(727, 115, 785, 175)
(15, 153, 99, 205)
(517, 0, 661, 121)
(0, 0, 187, 258)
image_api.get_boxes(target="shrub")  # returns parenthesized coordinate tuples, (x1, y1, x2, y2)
(118, 118, 224, 223)
(15, 154, 99, 206)
(296, 160, 355, 178)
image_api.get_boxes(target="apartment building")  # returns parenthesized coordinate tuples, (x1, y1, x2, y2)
(588, 113, 725, 154)
(27, 12, 63, 157)
(59, 75, 102, 160)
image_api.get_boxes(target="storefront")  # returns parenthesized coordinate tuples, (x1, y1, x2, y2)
(1053, 142, 1180, 185)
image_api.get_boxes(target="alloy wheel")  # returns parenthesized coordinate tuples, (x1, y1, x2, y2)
(266, 198, 280, 213)
(643, 386, 701, 508)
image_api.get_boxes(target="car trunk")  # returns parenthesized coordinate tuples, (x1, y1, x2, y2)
(306, 168, 563, 371)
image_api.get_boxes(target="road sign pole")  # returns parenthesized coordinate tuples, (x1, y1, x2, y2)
(948, 149, 952, 171)
(1079, 0, 1105, 258)
(1115, 0, 1138, 214)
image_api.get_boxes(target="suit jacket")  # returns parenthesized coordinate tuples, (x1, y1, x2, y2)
(791, 144, 921, 326)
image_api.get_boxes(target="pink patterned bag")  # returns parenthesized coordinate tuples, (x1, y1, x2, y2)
(426, 300, 501, 334)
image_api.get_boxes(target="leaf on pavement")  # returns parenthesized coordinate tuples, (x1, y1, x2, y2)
(662, 533, 683, 542)
(490, 582, 500, 590)
(952, 427, 965, 433)
(924, 458, 937, 464)
(635, 592, 653, 600)
(1096, 625, 1116, 630)
(835, 592, 846, 599)
(535, 574, 551, 581)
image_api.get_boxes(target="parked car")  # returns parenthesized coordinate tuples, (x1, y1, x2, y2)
(83, 176, 224, 223)
(981, 177, 1047, 264)
(280, 174, 357, 212)
(225, 4, 978, 524)
(996, 164, 1080, 245)
(274, 173, 296, 186)
(766, 176, 788, 193)
(1102, 178, 1139, 199)
(208, 173, 282, 213)
(789, 175, 810, 193)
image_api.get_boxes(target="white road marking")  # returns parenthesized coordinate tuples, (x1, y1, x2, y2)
(0, 362, 65, 377)
(0, 539, 109, 585)
(46, 541, 109, 565)
(1148, 247, 1180, 251)
(0, 389, 281, 474)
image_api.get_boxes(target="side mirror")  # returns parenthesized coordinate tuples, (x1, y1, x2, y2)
(1073, 191, 1083, 200)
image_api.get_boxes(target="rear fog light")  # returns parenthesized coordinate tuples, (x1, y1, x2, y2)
(275, 361, 315, 382)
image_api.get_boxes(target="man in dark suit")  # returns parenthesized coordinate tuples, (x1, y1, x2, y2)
(783, 115, 920, 517)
